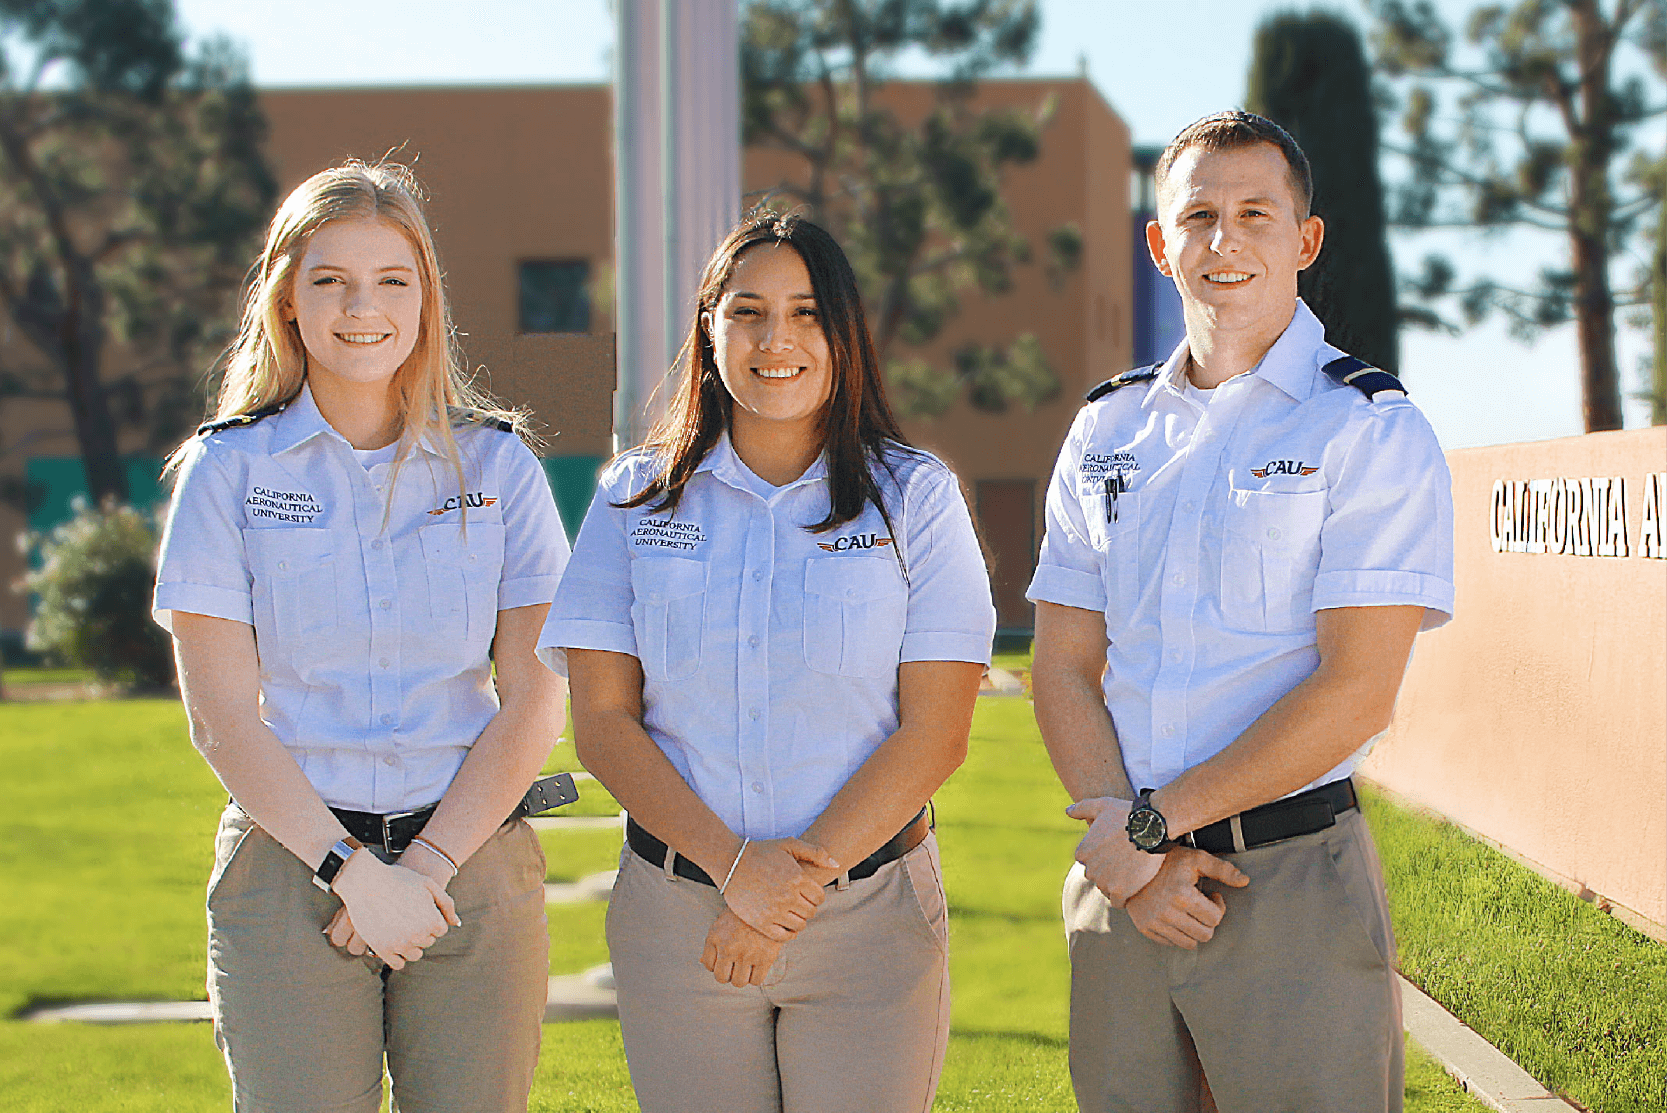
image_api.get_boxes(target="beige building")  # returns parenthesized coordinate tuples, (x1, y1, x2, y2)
(1, 80, 1133, 641)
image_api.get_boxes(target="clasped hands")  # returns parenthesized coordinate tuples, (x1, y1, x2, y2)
(322, 841, 460, 970)
(1067, 797, 1248, 950)
(701, 837, 838, 988)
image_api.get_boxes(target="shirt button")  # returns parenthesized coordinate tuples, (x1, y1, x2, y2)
(1170, 572, 1185, 586)
(1267, 527, 1283, 541)
(380, 713, 393, 726)
(752, 570, 763, 582)
(748, 708, 760, 721)
(1168, 649, 1183, 663)
(276, 560, 289, 571)
(382, 755, 397, 767)
(379, 599, 392, 610)
(467, 554, 477, 564)
(747, 635, 760, 648)
(1183, 500, 1197, 512)
(1162, 724, 1177, 738)
(750, 781, 764, 794)
(846, 588, 857, 599)
(378, 658, 391, 668)
(371, 539, 384, 550)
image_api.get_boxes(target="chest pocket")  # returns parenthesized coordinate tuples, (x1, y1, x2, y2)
(631, 556, 707, 682)
(1083, 482, 1141, 636)
(246, 528, 338, 643)
(1220, 488, 1327, 634)
(803, 557, 907, 679)
(420, 522, 505, 644)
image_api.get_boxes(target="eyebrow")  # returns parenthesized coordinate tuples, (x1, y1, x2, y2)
(728, 290, 816, 300)
(306, 262, 417, 273)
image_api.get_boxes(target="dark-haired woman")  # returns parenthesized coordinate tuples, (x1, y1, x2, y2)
(539, 214, 994, 1112)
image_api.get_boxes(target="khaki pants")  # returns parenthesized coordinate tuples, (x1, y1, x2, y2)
(606, 833, 952, 1113)
(1065, 808, 1403, 1113)
(206, 804, 549, 1113)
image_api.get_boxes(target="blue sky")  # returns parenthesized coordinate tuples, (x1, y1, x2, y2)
(172, 0, 1660, 447)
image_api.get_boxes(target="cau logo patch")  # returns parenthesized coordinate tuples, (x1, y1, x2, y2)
(1251, 460, 1318, 479)
(817, 532, 894, 553)
(427, 492, 499, 515)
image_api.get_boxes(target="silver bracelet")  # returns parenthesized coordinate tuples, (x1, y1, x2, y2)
(719, 838, 751, 894)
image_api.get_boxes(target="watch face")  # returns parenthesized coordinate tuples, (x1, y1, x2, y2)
(1128, 808, 1166, 849)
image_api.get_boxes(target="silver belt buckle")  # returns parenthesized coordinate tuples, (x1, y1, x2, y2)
(380, 809, 422, 853)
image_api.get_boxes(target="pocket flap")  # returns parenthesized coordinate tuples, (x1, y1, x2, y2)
(245, 527, 335, 573)
(420, 522, 506, 568)
(1225, 489, 1327, 549)
(631, 556, 708, 605)
(803, 557, 904, 602)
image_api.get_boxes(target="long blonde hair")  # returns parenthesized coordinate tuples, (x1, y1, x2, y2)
(167, 160, 521, 495)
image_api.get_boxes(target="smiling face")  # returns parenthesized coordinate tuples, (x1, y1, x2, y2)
(706, 243, 834, 446)
(286, 217, 423, 394)
(1146, 142, 1323, 345)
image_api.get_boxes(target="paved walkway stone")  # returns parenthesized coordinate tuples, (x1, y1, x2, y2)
(544, 963, 617, 1021)
(544, 870, 618, 904)
(1399, 974, 1576, 1111)
(27, 1000, 212, 1024)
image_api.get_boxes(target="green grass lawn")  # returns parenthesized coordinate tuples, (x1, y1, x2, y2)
(0, 697, 1537, 1111)
(1363, 783, 1666, 1113)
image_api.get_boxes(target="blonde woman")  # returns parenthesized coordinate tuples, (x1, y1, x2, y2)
(154, 161, 569, 1112)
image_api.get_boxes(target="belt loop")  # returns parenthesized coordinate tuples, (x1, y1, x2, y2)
(834, 871, 851, 891)
(1229, 814, 1247, 854)
(662, 847, 680, 883)
(381, 815, 394, 855)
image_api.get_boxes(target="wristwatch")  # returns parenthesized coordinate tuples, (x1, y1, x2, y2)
(312, 836, 365, 893)
(1125, 789, 1170, 853)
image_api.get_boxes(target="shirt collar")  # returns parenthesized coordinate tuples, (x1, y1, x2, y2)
(696, 429, 829, 490)
(267, 383, 342, 456)
(269, 381, 449, 459)
(1152, 299, 1331, 404)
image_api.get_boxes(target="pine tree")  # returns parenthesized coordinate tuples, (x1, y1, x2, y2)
(1247, 11, 1399, 374)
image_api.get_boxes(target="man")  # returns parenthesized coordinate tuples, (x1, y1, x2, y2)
(1027, 111, 1454, 1112)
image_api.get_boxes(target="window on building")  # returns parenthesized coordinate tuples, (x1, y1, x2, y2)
(518, 260, 591, 333)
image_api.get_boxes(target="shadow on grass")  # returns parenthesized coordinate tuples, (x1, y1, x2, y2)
(949, 906, 1059, 926)
(951, 1029, 1069, 1050)
(11, 992, 207, 1021)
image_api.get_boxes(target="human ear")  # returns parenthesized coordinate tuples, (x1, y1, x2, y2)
(1296, 215, 1324, 271)
(1144, 220, 1172, 277)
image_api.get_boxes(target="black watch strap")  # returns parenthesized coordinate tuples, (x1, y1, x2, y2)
(312, 836, 364, 893)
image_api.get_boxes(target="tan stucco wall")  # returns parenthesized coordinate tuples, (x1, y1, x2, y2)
(1361, 428, 1667, 930)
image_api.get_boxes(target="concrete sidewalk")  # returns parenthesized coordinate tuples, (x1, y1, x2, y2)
(1401, 974, 1577, 1111)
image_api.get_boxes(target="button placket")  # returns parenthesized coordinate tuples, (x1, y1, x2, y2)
(736, 503, 776, 833)
(353, 450, 401, 743)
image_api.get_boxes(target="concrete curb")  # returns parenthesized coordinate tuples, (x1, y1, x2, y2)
(1400, 974, 1577, 1111)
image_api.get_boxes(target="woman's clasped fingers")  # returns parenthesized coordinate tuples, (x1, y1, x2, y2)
(721, 837, 835, 937)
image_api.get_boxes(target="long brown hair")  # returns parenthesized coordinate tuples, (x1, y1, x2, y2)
(620, 212, 916, 534)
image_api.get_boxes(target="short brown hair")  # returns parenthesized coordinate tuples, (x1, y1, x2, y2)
(1154, 111, 1314, 219)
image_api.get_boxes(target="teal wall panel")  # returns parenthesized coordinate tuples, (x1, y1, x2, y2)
(541, 456, 606, 542)
(24, 457, 167, 534)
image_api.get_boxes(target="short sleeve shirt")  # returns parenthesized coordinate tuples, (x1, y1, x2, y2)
(1026, 301, 1455, 794)
(539, 434, 995, 840)
(153, 385, 570, 813)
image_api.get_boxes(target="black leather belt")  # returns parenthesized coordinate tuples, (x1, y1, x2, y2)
(626, 807, 931, 887)
(322, 772, 579, 855)
(1182, 778, 1358, 855)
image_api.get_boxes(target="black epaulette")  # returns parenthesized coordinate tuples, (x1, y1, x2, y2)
(196, 400, 287, 436)
(1085, 365, 1160, 403)
(449, 407, 517, 434)
(1322, 356, 1405, 399)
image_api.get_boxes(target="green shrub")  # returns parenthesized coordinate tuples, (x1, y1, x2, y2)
(22, 500, 174, 692)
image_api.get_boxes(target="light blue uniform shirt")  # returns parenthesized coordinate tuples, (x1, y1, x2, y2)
(539, 434, 995, 841)
(154, 384, 570, 813)
(1027, 301, 1455, 795)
